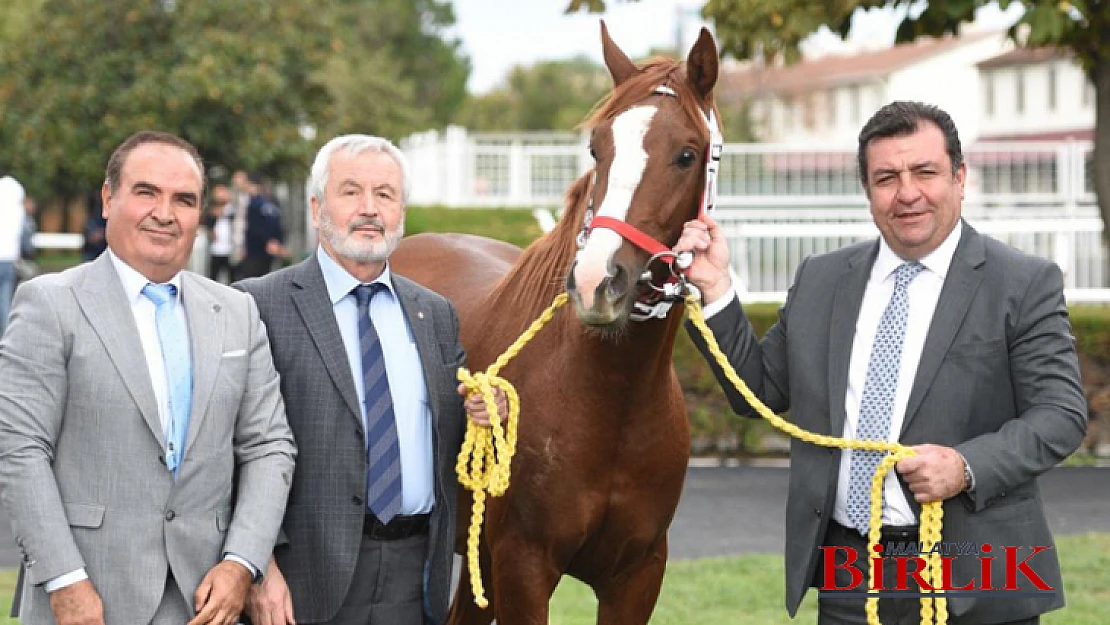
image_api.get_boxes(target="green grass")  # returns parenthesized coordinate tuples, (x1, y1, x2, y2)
(548, 533, 1110, 625)
(405, 205, 545, 249)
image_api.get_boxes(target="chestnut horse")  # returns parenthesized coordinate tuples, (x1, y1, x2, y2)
(390, 23, 721, 625)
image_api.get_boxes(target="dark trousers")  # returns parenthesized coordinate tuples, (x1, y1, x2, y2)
(208, 254, 233, 284)
(235, 255, 273, 281)
(324, 533, 428, 625)
(816, 521, 1040, 625)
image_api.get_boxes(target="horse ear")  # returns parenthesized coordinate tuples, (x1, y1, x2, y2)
(685, 27, 719, 104)
(600, 20, 637, 87)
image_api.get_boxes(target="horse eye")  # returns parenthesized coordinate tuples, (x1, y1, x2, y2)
(675, 148, 697, 168)
(589, 146, 598, 160)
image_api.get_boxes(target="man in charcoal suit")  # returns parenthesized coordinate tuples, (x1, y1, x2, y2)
(676, 101, 1087, 625)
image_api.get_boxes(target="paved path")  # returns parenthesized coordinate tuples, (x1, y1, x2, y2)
(0, 466, 1103, 569)
(668, 466, 1110, 560)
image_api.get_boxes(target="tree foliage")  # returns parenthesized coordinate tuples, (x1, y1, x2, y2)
(0, 0, 468, 200)
(456, 56, 612, 131)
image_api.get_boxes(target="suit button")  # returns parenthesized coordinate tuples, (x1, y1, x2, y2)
(352, 495, 363, 506)
(815, 508, 823, 517)
(165, 510, 176, 521)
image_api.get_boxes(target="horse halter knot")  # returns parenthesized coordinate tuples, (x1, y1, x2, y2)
(575, 84, 724, 321)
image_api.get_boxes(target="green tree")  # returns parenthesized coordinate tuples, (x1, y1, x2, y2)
(456, 56, 612, 131)
(0, 0, 333, 199)
(0, 0, 470, 202)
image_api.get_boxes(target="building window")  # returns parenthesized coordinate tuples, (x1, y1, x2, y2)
(1016, 70, 1025, 114)
(1047, 65, 1057, 111)
(827, 89, 837, 128)
(984, 73, 995, 118)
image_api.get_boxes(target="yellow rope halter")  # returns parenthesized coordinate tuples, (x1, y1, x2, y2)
(456, 289, 948, 625)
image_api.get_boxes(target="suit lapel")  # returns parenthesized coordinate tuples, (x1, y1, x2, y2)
(291, 257, 364, 428)
(75, 254, 164, 446)
(827, 243, 877, 436)
(182, 274, 225, 454)
(392, 276, 441, 425)
(900, 225, 986, 435)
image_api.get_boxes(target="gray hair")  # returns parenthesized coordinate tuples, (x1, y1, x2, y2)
(309, 135, 411, 206)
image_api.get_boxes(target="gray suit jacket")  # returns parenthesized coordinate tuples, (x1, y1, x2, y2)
(0, 253, 297, 624)
(237, 255, 466, 625)
(688, 223, 1087, 623)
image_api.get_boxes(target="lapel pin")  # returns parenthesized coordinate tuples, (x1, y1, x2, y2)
(417, 311, 425, 320)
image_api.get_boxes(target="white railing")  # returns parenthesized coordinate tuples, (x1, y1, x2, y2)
(402, 129, 1109, 301)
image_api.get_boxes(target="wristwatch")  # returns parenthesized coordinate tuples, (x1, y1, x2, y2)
(961, 458, 974, 493)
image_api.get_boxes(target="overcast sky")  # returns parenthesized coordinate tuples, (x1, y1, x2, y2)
(449, 0, 1024, 94)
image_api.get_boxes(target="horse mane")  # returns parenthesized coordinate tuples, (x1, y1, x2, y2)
(485, 57, 713, 329)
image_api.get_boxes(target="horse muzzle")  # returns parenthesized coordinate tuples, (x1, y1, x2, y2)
(566, 260, 635, 327)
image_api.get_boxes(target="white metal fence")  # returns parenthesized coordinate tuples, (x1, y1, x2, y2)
(401, 129, 1109, 302)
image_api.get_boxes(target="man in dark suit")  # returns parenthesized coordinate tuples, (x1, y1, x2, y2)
(676, 101, 1087, 625)
(238, 134, 497, 625)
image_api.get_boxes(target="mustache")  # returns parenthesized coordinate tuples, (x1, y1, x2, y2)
(349, 217, 386, 232)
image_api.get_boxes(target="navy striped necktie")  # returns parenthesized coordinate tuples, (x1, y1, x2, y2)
(353, 283, 403, 523)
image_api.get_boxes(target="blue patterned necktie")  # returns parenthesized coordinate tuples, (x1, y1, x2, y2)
(846, 261, 925, 533)
(353, 283, 403, 523)
(142, 283, 192, 478)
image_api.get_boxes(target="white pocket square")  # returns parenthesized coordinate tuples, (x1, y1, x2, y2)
(221, 349, 247, 358)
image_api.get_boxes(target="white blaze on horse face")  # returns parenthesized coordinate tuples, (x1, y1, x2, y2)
(573, 105, 658, 309)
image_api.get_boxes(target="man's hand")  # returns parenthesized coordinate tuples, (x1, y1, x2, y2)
(895, 444, 967, 502)
(672, 215, 733, 305)
(246, 558, 295, 625)
(188, 560, 253, 625)
(49, 579, 105, 625)
(457, 384, 508, 427)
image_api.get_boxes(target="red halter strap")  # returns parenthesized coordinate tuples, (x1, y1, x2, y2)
(587, 216, 670, 258)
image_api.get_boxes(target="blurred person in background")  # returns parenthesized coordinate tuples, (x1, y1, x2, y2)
(236, 171, 288, 280)
(203, 184, 235, 284)
(0, 175, 26, 335)
(81, 190, 108, 262)
(16, 192, 39, 287)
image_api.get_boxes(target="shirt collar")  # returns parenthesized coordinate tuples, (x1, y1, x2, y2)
(873, 219, 963, 283)
(316, 246, 395, 305)
(107, 249, 184, 305)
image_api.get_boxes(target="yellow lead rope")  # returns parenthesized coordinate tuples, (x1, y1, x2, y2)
(455, 292, 570, 608)
(456, 290, 947, 624)
(684, 294, 947, 625)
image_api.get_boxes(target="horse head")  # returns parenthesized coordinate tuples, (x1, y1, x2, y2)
(566, 21, 720, 332)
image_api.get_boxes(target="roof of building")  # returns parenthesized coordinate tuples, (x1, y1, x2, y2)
(719, 32, 998, 100)
(977, 46, 1071, 69)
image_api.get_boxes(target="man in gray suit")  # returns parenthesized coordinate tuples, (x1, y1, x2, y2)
(677, 102, 1087, 625)
(0, 131, 297, 625)
(239, 134, 494, 625)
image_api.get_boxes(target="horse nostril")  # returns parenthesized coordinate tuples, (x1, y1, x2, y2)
(606, 264, 630, 301)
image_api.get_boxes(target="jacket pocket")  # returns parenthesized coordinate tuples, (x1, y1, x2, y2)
(64, 503, 106, 529)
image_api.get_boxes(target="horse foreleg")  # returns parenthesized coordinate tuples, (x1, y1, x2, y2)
(489, 536, 563, 625)
(448, 544, 496, 625)
(594, 539, 668, 625)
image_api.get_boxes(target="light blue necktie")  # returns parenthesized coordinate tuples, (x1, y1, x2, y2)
(353, 283, 403, 523)
(846, 261, 924, 533)
(142, 283, 192, 478)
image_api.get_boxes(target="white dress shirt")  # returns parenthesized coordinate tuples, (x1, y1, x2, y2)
(317, 247, 435, 515)
(833, 220, 963, 527)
